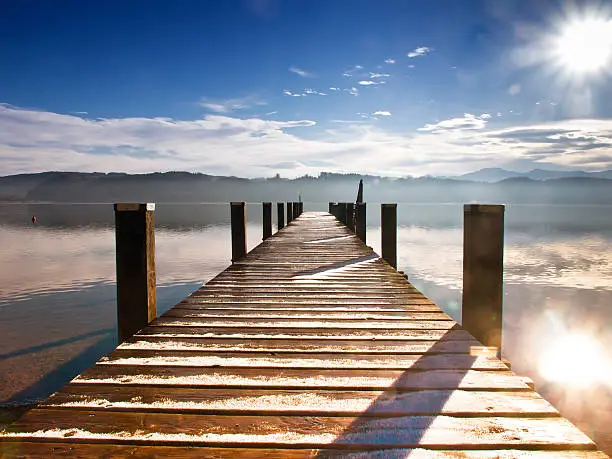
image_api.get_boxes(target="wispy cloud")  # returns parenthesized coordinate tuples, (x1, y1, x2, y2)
(283, 90, 303, 97)
(200, 95, 266, 113)
(344, 87, 359, 96)
(342, 65, 363, 77)
(369, 73, 391, 79)
(358, 80, 380, 86)
(329, 87, 340, 91)
(304, 88, 327, 96)
(407, 46, 432, 58)
(384, 58, 396, 64)
(372, 111, 392, 116)
(418, 113, 490, 133)
(289, 66, 315, 78)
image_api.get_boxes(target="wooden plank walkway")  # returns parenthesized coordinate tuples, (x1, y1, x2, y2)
(0, 212, 608, 458)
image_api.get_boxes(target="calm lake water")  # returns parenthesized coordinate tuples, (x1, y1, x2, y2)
(1, 202, 611, 450)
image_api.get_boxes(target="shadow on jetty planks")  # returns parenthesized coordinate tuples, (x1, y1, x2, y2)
(0, 212, 607, 458)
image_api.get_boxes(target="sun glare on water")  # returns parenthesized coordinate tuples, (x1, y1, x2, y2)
(539, 333, 611, 387)
(553, 18, 612, 73)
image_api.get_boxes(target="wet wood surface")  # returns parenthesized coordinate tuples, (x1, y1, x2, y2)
(0, 212, 607, 457)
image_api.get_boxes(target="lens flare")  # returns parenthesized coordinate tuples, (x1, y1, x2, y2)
(539, 333, 611, 387)
(553, 19, 612, 74)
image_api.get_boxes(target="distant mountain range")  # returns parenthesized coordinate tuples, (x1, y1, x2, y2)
(2, 170, 612, 204)
(449, 168, 612, 183)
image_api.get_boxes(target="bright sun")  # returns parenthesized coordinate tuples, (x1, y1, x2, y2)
(553, 19, 612, 73)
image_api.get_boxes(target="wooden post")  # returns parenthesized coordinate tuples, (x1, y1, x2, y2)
(329, 202, 333, 214)
(355, 202, 366, 243)
(381, 203, 397, 269)
(277, 202, 285, 230)
(114, 203, 157, 343)
(346, 203, 355, 231)
(462, 204, 505, 355)
(293, 202, 299, 220)
(299, 202, 304, 214)
(262, 202, 272, 240)
(286, 202, 293, 223)
(230, 202, 247, 262)
(337, 202, 347, 224)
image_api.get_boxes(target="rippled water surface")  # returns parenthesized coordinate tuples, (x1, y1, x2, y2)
(1, 202, 611, 451)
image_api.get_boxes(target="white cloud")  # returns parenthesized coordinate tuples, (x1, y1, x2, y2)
(372, 111, 392, 116)
(342, 65, 363, 77)
(407, 46, 432, 58)
(418, 113, 491, 133)
(408, 64, 415, 68)
(289, 66, 315, 78)
(384, 58, 396, 64)
(369, 73, 391, 79)
(358, 80, 379, 86)
(344, 87, 359, 96)
(283, 90, 303, 97)
(3, 103, 612, 177)
(303, 88, 327, 96)
(329, 87, 340, 91)
(200, 95, 266, 113)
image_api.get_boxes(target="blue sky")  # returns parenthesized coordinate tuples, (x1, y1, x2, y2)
(1, 0, 612, 177)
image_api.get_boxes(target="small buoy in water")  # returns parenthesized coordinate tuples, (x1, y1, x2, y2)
(31, 215, 37, 224)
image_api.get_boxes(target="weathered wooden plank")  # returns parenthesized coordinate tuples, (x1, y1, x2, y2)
(43, 386, 559, 417)
(163, 310, 452, 320)
(97, 350, 508, 371)
(3, 410, 595, 449)
(0, 443, 607, 459)
(150, 318, 458, 329)
(136, 326, 474, 340)
(73, 367, 531, 391)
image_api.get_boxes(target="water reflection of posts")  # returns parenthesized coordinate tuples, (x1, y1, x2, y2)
(355, 202, 366, 243)
(462, 204, 505, 357)
(381, 203, 397, 269)
(113, 203, 157, 344)
(262, 202, 272, 240)
(277, 202, 285, 230)
(286, 202, 293, 224)
(230, 202, 247, 263)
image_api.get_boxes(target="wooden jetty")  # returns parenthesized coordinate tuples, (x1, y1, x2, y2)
(0, 211, 608, 457)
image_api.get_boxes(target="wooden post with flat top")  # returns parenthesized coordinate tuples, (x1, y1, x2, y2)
(293, 202, 299, 220)
(286, 202, 293, 224)
(337, 202, 347, 225)
(381, 203, 397, 269)
(262, 202, 272, 240)
(114, 203, 157, 344)
(356, 202, 366, 243)
(231, 202, 247, 262)
(462, 204, 505, 356)
(346, 203, 355, 231)
(277, 202, 285, 230)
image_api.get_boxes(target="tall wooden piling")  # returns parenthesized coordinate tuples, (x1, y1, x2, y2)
(230, 202, 247, 263)
(277, 202, 285, 230)
(356, 202, 366, 243)
(346, 203, 355, 231)
(114, 203, 157, 343)
(337, 202, 348, 225)
(293, 202, 299, 220)
(328, 202, 334, 214)
(262, 202, 272, 240)
(462, 204, 505, 355)
(381, 203, 397, 269)
(286, 202, 293, 224)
